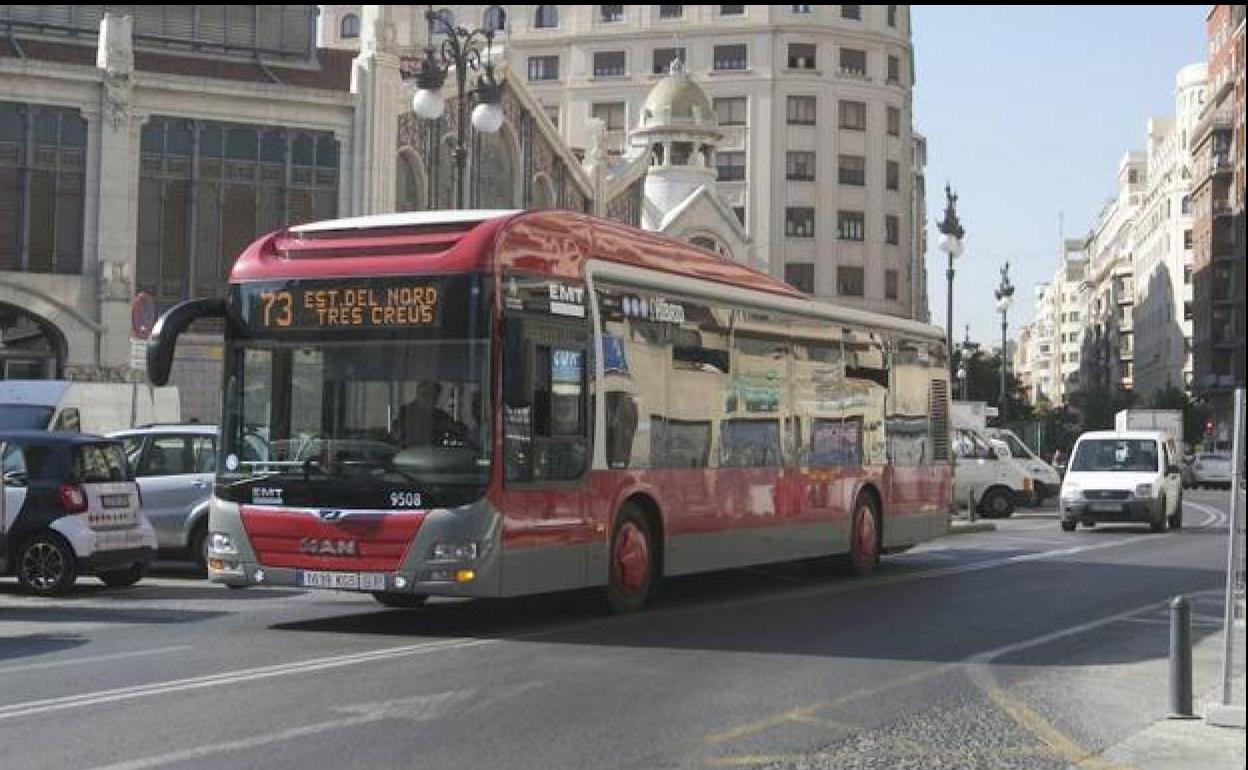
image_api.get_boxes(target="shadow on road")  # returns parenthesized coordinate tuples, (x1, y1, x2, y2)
(0, 603, 228, 626)
(270, 546, 1225, 670)
(0, 633, 89, 663)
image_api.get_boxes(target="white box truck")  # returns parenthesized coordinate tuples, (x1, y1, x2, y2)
(1114, 409, 1183, 451)
(0, 381, 180, 434)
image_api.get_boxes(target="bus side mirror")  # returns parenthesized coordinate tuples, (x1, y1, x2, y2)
(147, 298, 226, 386)
(503, 317, 532, 409)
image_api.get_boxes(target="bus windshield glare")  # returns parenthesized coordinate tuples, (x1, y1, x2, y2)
(218, 275, 491, 509)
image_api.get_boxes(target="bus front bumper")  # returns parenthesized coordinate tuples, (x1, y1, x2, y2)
(205, 498, 505, 599)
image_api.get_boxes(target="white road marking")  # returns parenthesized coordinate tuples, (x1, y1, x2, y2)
(0, 637, 494, 722)
(1183, 500, 1227, 527)
(77, 690, 483, 770)
(0, 645, 192, 677)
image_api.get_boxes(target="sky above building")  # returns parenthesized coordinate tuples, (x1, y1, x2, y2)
(914, 4, 1208, 347)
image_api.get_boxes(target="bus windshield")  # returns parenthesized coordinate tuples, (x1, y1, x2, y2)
(220, 337, 490, 508)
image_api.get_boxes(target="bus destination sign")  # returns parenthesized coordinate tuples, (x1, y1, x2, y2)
(243, 279, 442, 332)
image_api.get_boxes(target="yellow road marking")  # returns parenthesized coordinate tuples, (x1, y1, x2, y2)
(705, 755, 810, 768)
(983, 684, 1131, 770)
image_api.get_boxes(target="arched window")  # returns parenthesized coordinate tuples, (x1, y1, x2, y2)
(340, 13, 360, 39)
(0, 302, 65, 379)
(477, 129, 517, 208)
(534, 5, 559, 28)
(533, 174, 556, 209)
(396, 151, 427, 212)
(483, 6, 506, 33)
(436, 135, 456, 209)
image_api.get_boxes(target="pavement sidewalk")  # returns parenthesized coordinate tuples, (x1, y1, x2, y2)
(1083, 619, 1246, 770)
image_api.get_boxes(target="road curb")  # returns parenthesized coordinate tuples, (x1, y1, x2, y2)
(945, 520, 997, 536)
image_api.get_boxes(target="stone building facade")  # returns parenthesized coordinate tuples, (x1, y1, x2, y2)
(0, 5, 753, 421)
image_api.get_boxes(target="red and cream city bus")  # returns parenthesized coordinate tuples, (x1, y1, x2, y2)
(148, 210, 953, 612)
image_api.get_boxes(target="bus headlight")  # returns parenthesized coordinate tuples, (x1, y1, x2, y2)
(210, 532, 238, 556)
(432, 542, 478, 561)
(1061, 484, 1082, 503)
(1134, 483, 1155, 499)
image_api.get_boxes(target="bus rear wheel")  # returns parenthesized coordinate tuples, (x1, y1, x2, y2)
(846, 494, 881, 577)
(606, 504, 655, 614)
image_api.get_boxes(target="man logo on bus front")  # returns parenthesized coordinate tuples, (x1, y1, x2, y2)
(318, 509, 345, 522)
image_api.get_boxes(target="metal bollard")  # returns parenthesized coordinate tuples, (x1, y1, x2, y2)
(1169, 595, 1194, 718)
(968, 488, 977, 523)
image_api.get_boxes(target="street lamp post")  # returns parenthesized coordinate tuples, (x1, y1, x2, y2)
(995, 263, 1015, 420)
(937, 184, 966, 389)
(410, 5, 507, 210)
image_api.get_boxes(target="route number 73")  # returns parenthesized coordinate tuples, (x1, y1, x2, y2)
(260, 291, 293, 328)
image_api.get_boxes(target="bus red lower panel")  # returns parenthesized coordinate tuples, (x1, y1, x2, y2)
(239, 505, 425, 572)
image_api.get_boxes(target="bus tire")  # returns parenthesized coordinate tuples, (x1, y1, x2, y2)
(846, 493, 881, 577)
(371, 592, 428, 609)
(17, 532, 78, 596)
(606, 503, 656, 614)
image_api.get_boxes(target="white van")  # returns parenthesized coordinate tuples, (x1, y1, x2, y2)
(1059, 430, 1183, 533)
(0, 381, 180, 434)
(985, 428, 1063, 504)
(952, 427, 1033, 518)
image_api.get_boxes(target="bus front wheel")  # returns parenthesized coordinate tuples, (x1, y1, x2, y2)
(606, 503, 656, 614)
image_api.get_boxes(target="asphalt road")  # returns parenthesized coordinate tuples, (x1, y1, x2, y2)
(0, 489, 1239, 770)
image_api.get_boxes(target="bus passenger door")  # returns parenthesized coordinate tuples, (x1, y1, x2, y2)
(498, 314, 594, 595)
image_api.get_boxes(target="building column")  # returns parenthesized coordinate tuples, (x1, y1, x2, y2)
(94, 13, 141, 375)
(350, 5, 401, 216)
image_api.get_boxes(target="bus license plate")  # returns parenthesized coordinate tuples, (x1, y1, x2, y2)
(1089, 502, 1122, 514)
(299, 571, 387, 591)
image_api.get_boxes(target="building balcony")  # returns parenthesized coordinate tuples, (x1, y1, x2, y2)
(1211, 153, 1233, 176)
(1212, 200, 1234, 218)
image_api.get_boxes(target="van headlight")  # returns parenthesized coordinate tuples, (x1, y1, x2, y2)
(1061, 484, 1082, 502)
(1134, 483, 1156, 499)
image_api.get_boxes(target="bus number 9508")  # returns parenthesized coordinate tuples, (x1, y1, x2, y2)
(390, 491, 423, 508)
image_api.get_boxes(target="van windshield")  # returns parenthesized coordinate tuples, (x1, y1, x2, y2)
(0, 405, 53, 430)
(999, 432, 1032, 459)
(1070, 439, 1159, 473)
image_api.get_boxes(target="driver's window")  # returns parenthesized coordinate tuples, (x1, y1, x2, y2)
(505, 333, 590, 484)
